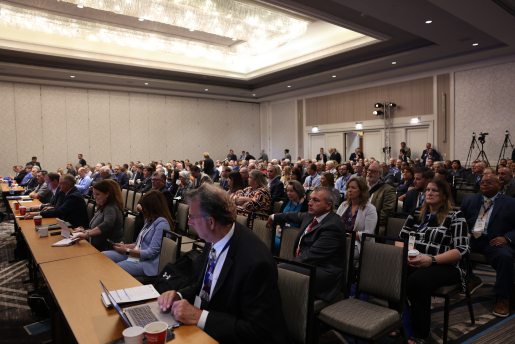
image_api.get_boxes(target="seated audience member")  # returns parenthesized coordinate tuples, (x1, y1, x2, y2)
(75, 167, 92, 195)
(26, 156, 41, 169)
(103, 191, 174, 277)
(289, 167, 303, 183)
(444, 160, 452, 170)
(349, 148, 364, 162)
(67, 163, 77, 176)
(190, 165, 212, 189)
(467, 162, 485, 188)
(390, 178, 469, 343)
(24, 174, 89, 228)
(167, 169, 180, 195)
(402, 167, 434, 214)
(29, 172, 64, 211)
(380, 162, 397, 186)
(268, 186, 345, 302)
(421, 143, 441, 164)
(321, 172, 341, 206)
(367, 162, 396, 236)
(240, 167, 249, 188)
(396, 166, 415, 200)
(113, 165, 129, 188)
(227, 171, 245, 201)
(498, 166, 515, 197)
(28, 170, 52, 204)
(460, 174, 515, 317)
(12, 165, 27, 184)
(511, 161, 515, 174)
(219, 166, 232, 191)
(20, 165, 34, 185)
(176, 170, 194, 199)
(91, 164, 102, 183)
(266, 165, 284, 199)
(326, 161, 337, 180)
(135, 166, 153, 192)
(129, 164, 143, 184)
(22, 166, 40, 192)
(74, 180, 124, 251)
(123, 164, 133, 179)
(280, 166, 291, 188)
(449, 160, 466, 180)
(336, 177, 377, 258)
(151, 171, 174, 215)
(335, 163, 352, 198)
(303, 163, 321, 189)
(351, 162, 364, 178)
(157, 184, 291, 343)
(316, 162, 325, 176)
(273, 181, 309, 253)
(388, 158, 396, 172)
(236, 169, 271, 220)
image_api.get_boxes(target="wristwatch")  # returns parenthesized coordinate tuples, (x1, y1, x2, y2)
(86, 230, 90, 240)
(126, 249, 130, 256)
(431, 256, 437, 265)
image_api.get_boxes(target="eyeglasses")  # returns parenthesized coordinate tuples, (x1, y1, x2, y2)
(367, 169, 378, 174)
(151, 179, 160, 182)
(188, 214, 208, 220)
(480, 181, 497, 186)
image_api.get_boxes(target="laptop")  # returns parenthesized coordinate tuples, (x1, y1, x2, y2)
(99, 280, 180, 329)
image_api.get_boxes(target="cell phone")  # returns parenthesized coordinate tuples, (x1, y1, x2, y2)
(106, 239, 116, 245)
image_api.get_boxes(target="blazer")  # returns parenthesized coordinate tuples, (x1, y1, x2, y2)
(114, 172, 129, 188)
(136, 176, 152, 192)
(79, 158, 87, 167)
(179, 223, 292, 344)
(245, 154, 255, 161)
(421, 149, 440, 164)
(402, 188, 422, 215)
(466, 173, 483, 186)
(227, 153, 237, 161)
(89, 204, 124, 251)
(333, 152, 342, 164)
(26, 162, 42, 169)
(349, 152, 364, 162)
(133, 217, 170, 276)
(278, 199, 309, 214)
(24, 177, 39, 192)
(39, 187, 65, 210)
(157, 186, 174, 215)
(40, 186, 89, 228)
(32, 182, 52, 204)
(273, 211, 346, 301)
(67, 168, 77, 176)
(316, 153, 327, 163)
(503, 182, 515, 198)
(369, 182, 397, 235)
(460, 193, 515, 243)
(268, 177, 284, 199)
(193, 172, 212, 188)
(14, 170, 28, 184)
(396, 178, 414, 197)
(203, 158, 215, 176)
(336, 202, 378, 254)
(258, 152, 268, 161)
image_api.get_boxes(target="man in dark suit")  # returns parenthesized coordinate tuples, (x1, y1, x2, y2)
(24, 174, 89, 228)
(26, 156, 41, 169)
(29, 172, 64, 212)
(158, 184, 292, 344)
(266, 165, 284, 199)
(203, 153, 215, 179)
(21, 166, 39, 191)
(466, 161, 485, 188)
(227, 149, 237, 162)
(78, 153, 87, 167)
(461, 174, 515, 317)
(421, 143, 440, 165)
(13, 165, 28, 184)
(349, 148, 364, 162)
(498, 166, 515, 197)
(402, 167, 434, 215)
(219, 167, 231, 191)
(268, 186, 346, 301)
(135, 166, 153, 192)
(113, 165, 129, 188)
(191, 165, 213, 189)
(316, 148, 328, 163)
(245, 152, 256, 161)
(240, 168, 249, 188)
(333, 148, 342, 164)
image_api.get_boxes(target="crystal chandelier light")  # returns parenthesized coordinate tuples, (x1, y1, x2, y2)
(0, 0, 309, 64)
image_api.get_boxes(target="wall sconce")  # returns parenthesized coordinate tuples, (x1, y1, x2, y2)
(410, 117, 421, 124)
(311, 126, 319, 133)
(355, 122, 363, 129)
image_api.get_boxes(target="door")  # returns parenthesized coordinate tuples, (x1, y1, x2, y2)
(363, 131, 382, 161)
(326, 133, 344, 161)
(346, 133, 361, 161)
(310, 135, 326, 160)
(407, 127, 429, 160)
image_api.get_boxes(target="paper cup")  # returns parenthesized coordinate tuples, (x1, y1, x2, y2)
(15, 202, 20, 210)
(144, 322, 167, 344)
(34, 216, 42, 226)
(408, 249, 420, 259)
(19, 206, 26, 215)
(122, 326, 144, 344)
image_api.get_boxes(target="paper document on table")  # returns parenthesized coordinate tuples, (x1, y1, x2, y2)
(51, 236, 79, 247)
(17, 200, 33, 203)
(101, 285, 160, 308)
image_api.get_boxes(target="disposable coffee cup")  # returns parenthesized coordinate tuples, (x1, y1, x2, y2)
(408, 249, 420, 259)
(15, 202, 20, 210)
(122, 326, 144, 344)
(19, 206, 26, 215)
(144, 322, 167, 344)
(34, 216, 42, 226)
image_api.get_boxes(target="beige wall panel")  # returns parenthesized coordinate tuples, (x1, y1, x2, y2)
(250, 103, 262, 157)
(0, 82, 17, 177)
(165, 96, 184, 160)
(41, 86, 68, 172)
(109, 92, 130, 165)
(271, 101, 296, 160)
(65, 88, 89, 166)
(181, 97, 199, 160)
(197, 98, 228, 160)
(260, 102, 269, 154)
(437, 74, 451, 158)
(148, 94, 167, 161)
(297, 100, 304, 156)
(88, 90, 111, 166)
(129, 93, 149, 163)
(14, 84, 44, 168)
(307, 77, 434, 126)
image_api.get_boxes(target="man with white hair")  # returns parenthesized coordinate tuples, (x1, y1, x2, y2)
(467, 161, 486, 188)
(21, 166, 40, 192)
(367, 162, 396, 236)
(316, 161, 325, 176)
(351, 162, 365, 178)
(76, 167, 92, 195)
(91, 163, 103, 183)
(248, 162, 256, 171)
(326, 161, 337, 180)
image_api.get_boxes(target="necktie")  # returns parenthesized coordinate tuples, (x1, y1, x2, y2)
(473, 199, 492, 238)
(309, 177, 312, 187)
(418, 192, 426, 207)
(296, 219, 318, 257)
(197, 176, 200, 188)
(199, 248, 217, 310)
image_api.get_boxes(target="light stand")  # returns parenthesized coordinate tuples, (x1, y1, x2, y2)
(465, 133, 480, 168)
(497, 131, 514, 165)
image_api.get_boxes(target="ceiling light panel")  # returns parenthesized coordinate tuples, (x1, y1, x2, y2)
(51, 0, 309, 62)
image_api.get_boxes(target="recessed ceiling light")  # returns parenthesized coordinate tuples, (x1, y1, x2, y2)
(77, 5, 84, 8)
(392, 62, 397, 64)
(70, 76, 75, 78)
(205, 88, 208, 91)
(232, 38, 237, 41)
(144, 83, 148, 85)
(189, 28, 195, 32)
(332, 75, 336, 78)
(287, 85, 291, 88)
(138, 18, 144, 21)
(425, 20, 432, 24)
(252, 94, 256, 96)
(472, 43, 479, 46)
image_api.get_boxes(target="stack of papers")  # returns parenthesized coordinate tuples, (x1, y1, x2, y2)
(51, 236, 80, 247)
(101, 285, 160, 308)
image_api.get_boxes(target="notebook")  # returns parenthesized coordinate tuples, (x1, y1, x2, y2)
(51, 219, 80, 247)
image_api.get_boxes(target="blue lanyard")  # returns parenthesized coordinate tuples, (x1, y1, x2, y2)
(417, 210, 438, 232)
(480, 196, 496, 219)
(346, 202, 359, 229)
(203, 238, 232, 285)
(286, 200, 302, 213)
(502, 183, 512, 194)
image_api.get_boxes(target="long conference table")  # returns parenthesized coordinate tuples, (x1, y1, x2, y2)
(6, 194, 217, 344)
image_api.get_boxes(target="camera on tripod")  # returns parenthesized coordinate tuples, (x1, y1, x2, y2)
(478, 132, 489, 144)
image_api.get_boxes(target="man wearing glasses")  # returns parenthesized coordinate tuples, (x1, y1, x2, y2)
(113, 165, 129, 189)
(335, 163, 351, 197)
(366, 162, 396, 236)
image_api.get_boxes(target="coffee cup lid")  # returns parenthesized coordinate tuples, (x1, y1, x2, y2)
(408, 249, 419, 255)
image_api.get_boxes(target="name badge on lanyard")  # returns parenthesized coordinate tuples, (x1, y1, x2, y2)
(474, 219, 486, 233)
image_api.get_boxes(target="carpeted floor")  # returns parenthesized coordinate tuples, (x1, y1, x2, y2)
(0, 200, 514, 344)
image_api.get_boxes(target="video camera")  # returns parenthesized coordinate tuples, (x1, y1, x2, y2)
(478, 132, 488, 144)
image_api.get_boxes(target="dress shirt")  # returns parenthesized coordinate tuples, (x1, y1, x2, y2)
(197, 224, 235, 330)
(368, 180, 381, 200)
(305, 174, 321, 188)
(471, 193, 500, 235)
(76, 175, 92, 195)
(21, 173, 32, 184)
(335, 175, 351, 194)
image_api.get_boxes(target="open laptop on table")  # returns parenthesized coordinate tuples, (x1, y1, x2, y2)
(99, 280, 180, 329)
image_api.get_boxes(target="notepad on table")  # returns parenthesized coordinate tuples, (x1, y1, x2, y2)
(101, 285, 161, 308)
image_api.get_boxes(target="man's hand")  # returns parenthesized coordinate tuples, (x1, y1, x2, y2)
(490, 237, 509, 246)
(158, 291, 180, 312)
(24, 213, 37, 219)
(42, 207, 53, 211)
(171, 299, 202, 325)
(266, 216, 274, 228)
(136, 204, 142, 213)
(29, 206, 40, 211)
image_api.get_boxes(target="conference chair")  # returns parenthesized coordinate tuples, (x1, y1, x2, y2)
(251, 215, 274, 254)
(132, 191, 143, 214)
(135, 229, 182, 284)
(279, 225, 301, 261)
(276, 258, 316, 344)
(86, 202, 96, 223)
(121, 188, 128, 208)
(125, 190, 135, 213)
(319, 234, 409, 344)
(385, 212, 408, 245)
(236, 209, 252, 228)
(123, 216, 135, 244)
(455, 190, 475, 206)
(431, 255, 475, 344)
(273, 200, 284, 215)
(174, 203, 189, 235)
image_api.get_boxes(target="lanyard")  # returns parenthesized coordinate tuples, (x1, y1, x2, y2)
(286, 200, 302, 213)
(346, 202, 359, 229)
(502, 183, 512, 194)
(417, 210, 438, 232)
(480, 196, 495, 219)
(203, 238, 232, 285)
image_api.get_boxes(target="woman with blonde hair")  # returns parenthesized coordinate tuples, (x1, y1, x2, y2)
(235, 169, 271, 220)
(281, 166, 292, 188)
(336, 177, 377, 258)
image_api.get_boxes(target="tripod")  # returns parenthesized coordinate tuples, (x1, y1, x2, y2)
(475, 139, 489, 166)
(465, 134, 481, 168)
(497, 131, 514, 165)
